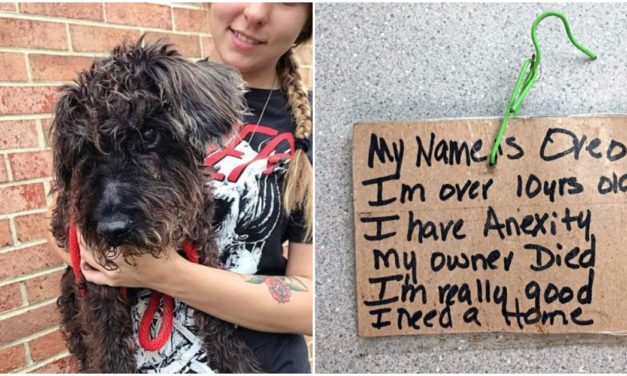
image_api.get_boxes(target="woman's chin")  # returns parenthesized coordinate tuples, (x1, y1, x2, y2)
(225, 58, 259, 76)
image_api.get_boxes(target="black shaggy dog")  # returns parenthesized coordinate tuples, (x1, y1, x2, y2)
(50, 37, 262, 373)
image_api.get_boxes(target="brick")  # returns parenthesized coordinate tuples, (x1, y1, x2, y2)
(200, 36, 214, 58)
(19, 2, 103, 21)
(0, 156, 7, 183)
(143, 32, 200, 57)
(0, 183, 47, 215)
(0, 18, 67, 50)
(0, 52, 27, 81)
(9, 151, 53, 181)
(14, 212, 49, 244)
(0, 283, 22, 313)
(173, 8, 211, 33)
(0, 2, 16, 12)
(25, 269, 63, 304)
(0, 86, 60, 116)
(29, 54, 94, 82)
(32, 355, 78, 373)
(0, 244, 61, 281)
(0, 120, 39, 150)
(0, 219, 11, 247)
(28, 329, 66, 361)
(0, 344, 26, 373)
(106, 3, 172, 29)
(0, 302, 60, 345)
(70, 25, 140, 53)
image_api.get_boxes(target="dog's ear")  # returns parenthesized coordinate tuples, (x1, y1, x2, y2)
(145, 54, 246, 159)
(50, 84, 88, 191)
(185, 60, 246, 155)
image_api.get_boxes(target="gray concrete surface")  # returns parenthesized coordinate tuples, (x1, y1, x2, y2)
(314, 3, 627, 373)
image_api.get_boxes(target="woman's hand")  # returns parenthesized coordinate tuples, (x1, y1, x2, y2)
(78, 230, 184, 289)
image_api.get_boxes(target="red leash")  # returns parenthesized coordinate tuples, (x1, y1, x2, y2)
(68, 223, 199, 352)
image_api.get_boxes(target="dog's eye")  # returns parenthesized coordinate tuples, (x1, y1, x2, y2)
(141, 127, 159, 148)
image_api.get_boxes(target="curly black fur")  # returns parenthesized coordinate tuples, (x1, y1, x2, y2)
(51, 35, 263, 373)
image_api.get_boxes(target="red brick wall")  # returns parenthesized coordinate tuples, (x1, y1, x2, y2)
(0, 3, 312, 373)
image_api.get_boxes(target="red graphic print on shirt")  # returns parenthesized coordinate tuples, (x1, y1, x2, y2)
(204, 123, 295, 274)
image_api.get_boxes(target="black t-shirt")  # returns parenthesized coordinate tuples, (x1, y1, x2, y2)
(206, 88, 311, 275)
(204, 87, 312, 373)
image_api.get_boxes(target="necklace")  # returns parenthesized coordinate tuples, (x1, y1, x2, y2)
(248, 74, 278, 140)
(218, 75, 278, 148)
(256, 85, 274, 126)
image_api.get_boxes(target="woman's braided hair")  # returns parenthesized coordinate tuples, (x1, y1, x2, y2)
(277, 6, 312, 241)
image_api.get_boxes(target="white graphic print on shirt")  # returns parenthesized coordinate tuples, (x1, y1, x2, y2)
(205, 123, 294, 274)
(132, 290, 214, 374)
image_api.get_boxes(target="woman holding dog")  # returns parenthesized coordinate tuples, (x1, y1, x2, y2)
(49, 3, 313, 373)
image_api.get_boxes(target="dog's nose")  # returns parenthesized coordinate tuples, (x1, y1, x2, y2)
(97, 214, 132, 246)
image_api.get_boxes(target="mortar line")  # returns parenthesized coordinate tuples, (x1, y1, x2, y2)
(167, 2, 202, 10)
(21, 282, 35, 367)
(42, 180, 53, 208)
(3, 154, 13, 181)
(8, 216, 18, 247)
(0, 176, 50, 189)
(0, 114, 53, 121)
(198, 35, 204, 58)
(0, 47, 212, 58)
(23, 342, 33, 367)
(0, 325, 61, 353)
(22, 52, 32, 82)
(0, 81, 71, 87)
(0, 265, 66, 288)
(65, 23, 73, 53)
(18, 282, 29, 306)
(34, 119, 46, 149)
(0, 147, 48, 156)
(0, 298, 56, 321)
(102, 2, 107, 23)
(0, 208, 49, 221)
(12, 349, 69, 373)
(0, 239, 49, 255)
(171, 5, 176, 31)
(0, 47, 108, 57)
(0, 13, 211, 35)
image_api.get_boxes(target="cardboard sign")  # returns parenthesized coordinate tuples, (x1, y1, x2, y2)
(352, 115, 627, 336)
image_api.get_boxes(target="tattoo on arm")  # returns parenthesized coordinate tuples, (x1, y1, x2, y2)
(246, 276, 309, 303)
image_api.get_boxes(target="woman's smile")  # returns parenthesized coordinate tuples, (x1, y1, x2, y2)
(229, 27, 266, 52)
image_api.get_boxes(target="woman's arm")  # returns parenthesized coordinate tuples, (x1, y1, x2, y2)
(155, 242, 312, 335)
(79, 240, 313, 335)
